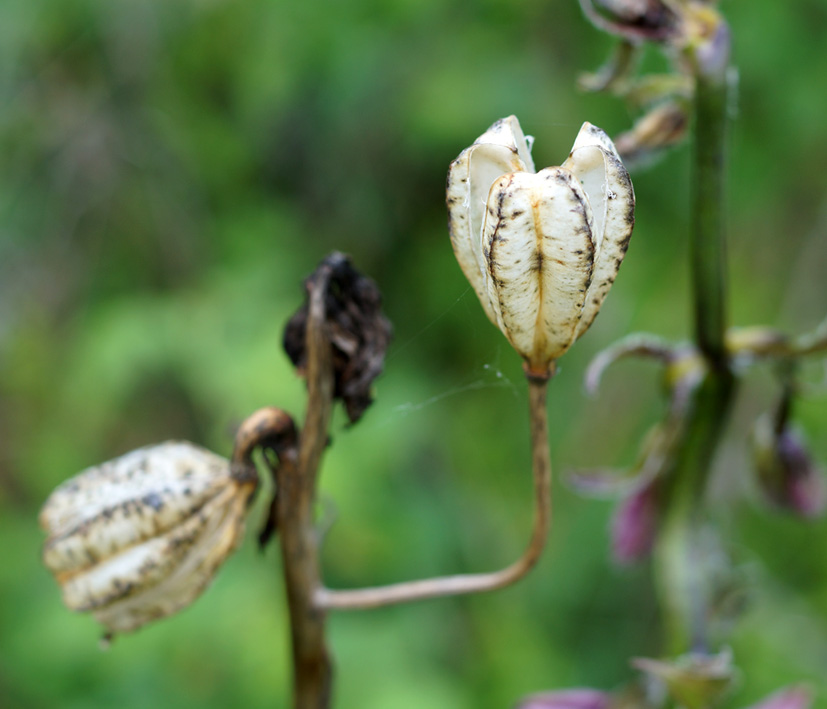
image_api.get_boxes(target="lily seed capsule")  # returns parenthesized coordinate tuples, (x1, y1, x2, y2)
(40, 441, 257, 635)
(447, 116, 635, 376)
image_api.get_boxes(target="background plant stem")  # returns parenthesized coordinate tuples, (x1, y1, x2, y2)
(655, 372, 733, 655)
(691, 58, 730, 369)
(654, 27, 736, 656)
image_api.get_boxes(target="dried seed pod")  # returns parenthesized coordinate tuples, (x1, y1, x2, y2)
(447, 116, 634, 376)
(614, 101, 689, 168)
(40, 441, 257, 635)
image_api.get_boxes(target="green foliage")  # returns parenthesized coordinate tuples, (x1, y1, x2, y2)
(2, 0, 826, 707)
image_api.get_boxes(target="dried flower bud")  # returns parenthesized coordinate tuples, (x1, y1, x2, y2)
(747, 686, 813, 709)
(614, 101, 689, 168)
(283, 252, 393, 424)
(516, 689, 612, 709)
(751, 416, 825, 518)
(578, 0, 679, 43)
(447, 116, 634, 376)
(40, 442, 257, 635)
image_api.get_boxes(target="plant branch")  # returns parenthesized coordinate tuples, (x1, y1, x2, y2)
(793, 315, 827, 356)
(316, 375, 552, 610)
(278, 275, 336, 709)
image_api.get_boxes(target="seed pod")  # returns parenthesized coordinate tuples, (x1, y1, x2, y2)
(447, 116, 634, 376)
(40, 441, 257, 635)
(614, 101, 689, 169)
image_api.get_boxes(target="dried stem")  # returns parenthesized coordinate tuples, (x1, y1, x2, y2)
(278, 275, 336, 709)
(232, 407, 297, 466)
(267, 253, 554, 704)
(316, 375, 552, 610)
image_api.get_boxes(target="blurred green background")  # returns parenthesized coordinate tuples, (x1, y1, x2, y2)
(2, 0, 827, 707)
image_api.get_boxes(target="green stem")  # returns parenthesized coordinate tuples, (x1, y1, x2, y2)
(691, 53, 730, 367)
(655, 371, 734, 655)
(654, 20, 736, 656)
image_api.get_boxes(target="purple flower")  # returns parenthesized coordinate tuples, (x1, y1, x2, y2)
(776, 430, 825, 517)
(611, 478, 659, 564)
(516, 689, 611, 709)
(752, 416, 825, 518)
(746, 686, 812, 709)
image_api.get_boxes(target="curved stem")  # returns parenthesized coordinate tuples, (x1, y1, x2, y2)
(316, 376, 552, 611)
(793, 314, 827, 356)
(232, 406, 297, 466)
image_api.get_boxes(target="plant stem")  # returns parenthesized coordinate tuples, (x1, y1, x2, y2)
(269, 250, 554, 704)
(279, 275, 335, 709)
(654, 370, 734, 654)
(793, 314, 827, 355)
(691, 55, 730, 368)
(316, 375, 552, 610)
(654, 21, 736, 655)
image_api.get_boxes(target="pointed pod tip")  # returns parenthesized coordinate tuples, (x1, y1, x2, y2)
(472, 115, 535, 173)
(571, 121, 619, 157)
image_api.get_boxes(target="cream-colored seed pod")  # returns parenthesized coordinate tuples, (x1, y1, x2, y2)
(40, 441, 257, 635)
(447, 116, 635, 376)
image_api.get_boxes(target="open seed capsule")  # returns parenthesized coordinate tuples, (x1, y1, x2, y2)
(40, 441, 257, 635)
(447, 116, 635, 376)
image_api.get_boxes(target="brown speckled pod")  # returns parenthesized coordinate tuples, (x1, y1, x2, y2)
(447, 116, 634, 375)
(40, 442, 257, 635)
